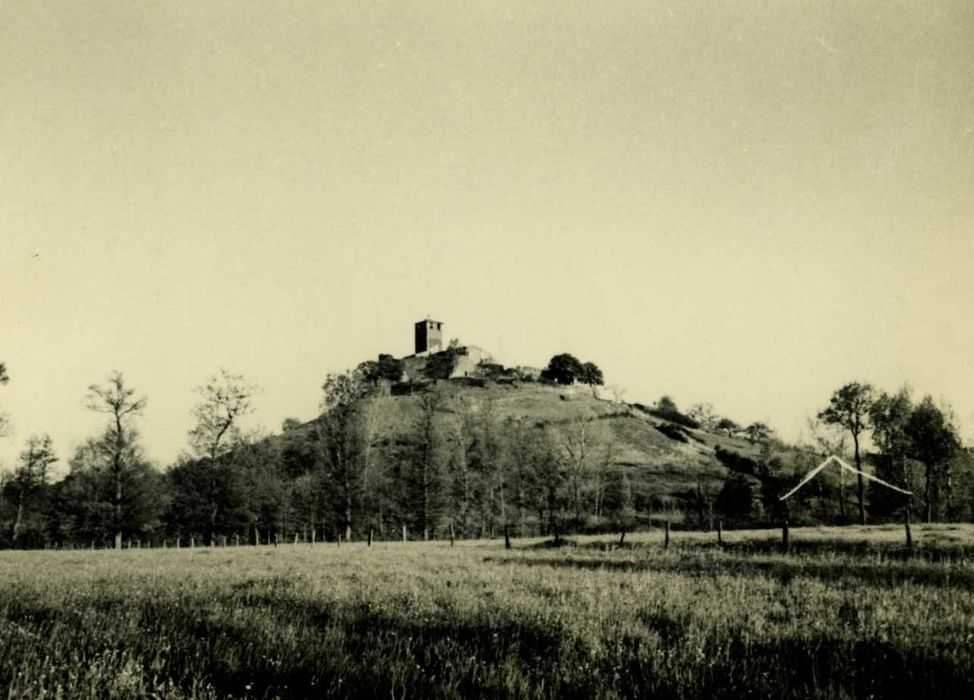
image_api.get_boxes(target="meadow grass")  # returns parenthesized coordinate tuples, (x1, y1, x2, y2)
(1, 525, 973, 698)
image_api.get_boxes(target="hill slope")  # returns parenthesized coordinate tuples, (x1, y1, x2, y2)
(320, 380, 786, 525)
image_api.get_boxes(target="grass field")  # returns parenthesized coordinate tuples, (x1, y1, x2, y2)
(2, 525, 973, 698)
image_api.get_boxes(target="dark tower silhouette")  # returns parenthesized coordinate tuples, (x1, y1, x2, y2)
(414, 318, 443, 355)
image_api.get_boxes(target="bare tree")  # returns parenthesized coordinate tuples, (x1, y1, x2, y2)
(188, 369, 259, 545)
(86, 371, 147, 549)
(804, 416, 848, 522)
(557, 416, 610, 528)
(688, 403, 718, 431)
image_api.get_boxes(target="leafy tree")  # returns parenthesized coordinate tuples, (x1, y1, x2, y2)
(657, 395, 679, 414)
(55, 439, 164, 547)
(744, 422, 773, 445)
(9, 434, 56, 547)
(408, 387, 448, 539)
(86, 371, 148, 549)
(473, 361, 506, 382)
(541, 354, 584, 385)
(536, 428, 569, 543)
(376, 354, 404, 382)
(188, 369, 259, 544)
(317, 370, 370, 541)
(357, 354, 404, 385)
(715, 474, 759, 527)
(579, 362, 604, 392)
(424, 350, 458, 381)
(281, 417, 303, 433)
(905, 396, 960, 522)
(818, 382, 875, 525)
(652, 395, 700, 429)
(715, 417, 739, 436)
(236, 439, 288, 544)
(502, 421, 546, 537)
(869, 387, 914, 518)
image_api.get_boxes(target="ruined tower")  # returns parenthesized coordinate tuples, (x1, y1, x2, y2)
(414, 318, 443, 355)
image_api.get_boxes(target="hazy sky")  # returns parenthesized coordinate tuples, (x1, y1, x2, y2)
(2, 1, 972, 472)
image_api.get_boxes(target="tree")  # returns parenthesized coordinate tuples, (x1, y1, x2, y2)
(715, 417, 739, 436)
(657, 395, 679, 414)
(473, 361, 506, 382)
(541, 354, 584, 385)
(716, 474, 759, 527)
(536, 428, 569, 543)
(801, 416, 849, 522)
(503, 421, 546, 538)
(317, 370, 370, 541)
(869, 387, 914, 518)
(86, 371, 148, 549)
(579, 362, 604, 395)
(818, 382, 875, 525)
(603, 464, 635, 544)
(281, 417, 303, 433)
(744, 422, 773, 445)
(9, 434, 56, 546)
(410, 387, 448, 539)
(688, 403, 718, 431)
(357, 354, 404, 386)
(905, 396, 960, 522)
(556, 416, 611, 529)
(425, 350, 458, 381)
(188, 369, 259, 545)
(60, 437, 164, 547)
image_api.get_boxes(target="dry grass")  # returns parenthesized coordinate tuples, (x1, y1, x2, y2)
(1, 525, 973, 698)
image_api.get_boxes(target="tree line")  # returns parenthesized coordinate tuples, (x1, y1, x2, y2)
(0, 358, 634, 549)
(0, 358, 970, 549)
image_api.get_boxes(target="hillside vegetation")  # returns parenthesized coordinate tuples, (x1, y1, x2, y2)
(4, 360, 973, 551)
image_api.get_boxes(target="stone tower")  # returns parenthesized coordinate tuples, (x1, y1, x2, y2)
(414, 318, 443, 355)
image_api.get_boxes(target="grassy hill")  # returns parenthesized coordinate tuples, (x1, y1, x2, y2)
(301, 379, 797, 527)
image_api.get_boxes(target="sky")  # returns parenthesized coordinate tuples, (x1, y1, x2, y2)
(1, 1, 972, 474)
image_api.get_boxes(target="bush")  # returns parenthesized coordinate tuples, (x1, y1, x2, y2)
(714, 447, 759, 476)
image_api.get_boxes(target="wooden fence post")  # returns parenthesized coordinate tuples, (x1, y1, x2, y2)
(368, 528, 373, 547)
(782, 520, 790, 553)
(664, 520, 670, 549)
(402, 524, 407, 544)
(311, 529, 316, 546)
(717, 520, 723, 547)
(450, 523, 455, 547)
(337, 533, 341, 548)
(504, 524, 512, 550)
(905, 506, 913, 553)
